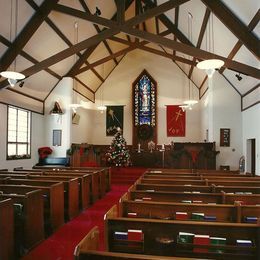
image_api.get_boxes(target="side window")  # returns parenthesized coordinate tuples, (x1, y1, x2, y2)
(7, 105, 31, 160)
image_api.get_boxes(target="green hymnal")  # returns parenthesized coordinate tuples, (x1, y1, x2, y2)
(191, 212, 204, 220)
(178, 232, 194, 244)
(210, 237, 226, 253)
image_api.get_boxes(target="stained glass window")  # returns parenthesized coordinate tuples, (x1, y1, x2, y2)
(134, 73, 156, 126)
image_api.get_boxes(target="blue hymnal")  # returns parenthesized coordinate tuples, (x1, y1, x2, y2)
(114, 231, 128, 240)
(236, 240, 252, 246)
(244, 216, 257, 223)
(204, 215, 217, 221)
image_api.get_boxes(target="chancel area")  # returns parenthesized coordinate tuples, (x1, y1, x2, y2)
(0, 0, 259, 259)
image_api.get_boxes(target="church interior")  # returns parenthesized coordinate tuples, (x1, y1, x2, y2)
(0, 0, 259, 259)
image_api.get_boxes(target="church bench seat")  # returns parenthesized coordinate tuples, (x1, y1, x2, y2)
(134, 182, 260, 194)
(10, 169, 91, 210)
(0, 198, 14, 260)
(104, 205, 260, 259)
(74, 226, 197, 260)
(119, 199, 260, 223)
(1, 179, 64, 233)
(0, 186, 44, 256)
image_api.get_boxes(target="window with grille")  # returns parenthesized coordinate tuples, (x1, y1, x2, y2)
(7, 105, 31, 160)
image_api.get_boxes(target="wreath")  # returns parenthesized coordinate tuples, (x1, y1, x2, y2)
(137, 124, 153, 140)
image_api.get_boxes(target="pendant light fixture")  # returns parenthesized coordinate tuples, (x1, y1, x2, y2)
(97, 63, 107, 113)
(0, 0, 25, 86)
(196, 12, 224, 77)
(69, 21, 82, 112)
(180, 12, 198, 110)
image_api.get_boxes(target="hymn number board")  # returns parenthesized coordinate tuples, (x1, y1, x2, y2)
(220, 128, 230, 147)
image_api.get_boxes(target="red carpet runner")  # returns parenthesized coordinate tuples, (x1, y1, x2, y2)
(21, 167, 146, 260)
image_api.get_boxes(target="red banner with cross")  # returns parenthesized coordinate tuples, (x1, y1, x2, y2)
(166, 105, 186, 136)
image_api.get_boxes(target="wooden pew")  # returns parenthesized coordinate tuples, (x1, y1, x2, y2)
(0, 197, 14, 260)
(74, 226, 196, 260)
(1, 179, 64, 233)
(129, 189, 223, 204)
(135, 183, 213, 193)
(134, 182, 260, 194)
(0, 170, 88, 211)
(0, 186, 44, 255)
(104, 205, 260, 259)
(140, 178, 207, 186)
(14, 168, 102, 203)
(31, 166, 111, 194)
(119, 198, 260, 224)
(7, 169, 91, 210)
(129, 189, 260, 206)
(26, 175, 79, 220)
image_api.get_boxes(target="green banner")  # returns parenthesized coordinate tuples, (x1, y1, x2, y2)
(106, 106, 124, 136)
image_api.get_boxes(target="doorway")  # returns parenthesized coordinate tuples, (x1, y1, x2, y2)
(246, 139, 256, 176)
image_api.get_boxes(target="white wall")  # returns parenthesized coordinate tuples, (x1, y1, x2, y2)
(200, 72, 243, 170)
(242, 104, 260, 175)
(91, 49, 201, 145)
(44, 77, 73, 157)
(0, 103, 45, 170)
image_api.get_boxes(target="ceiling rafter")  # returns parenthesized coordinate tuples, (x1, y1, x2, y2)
(0, 0, 59, 73)
(201, 0, 260, 59)
(67, 0, 134, 78)
(219, 9, 260, 74)
(26, 0, 103, 82)
(79, 0, 119, 67)
(0, 0, 180, 89)
(77, 46, 136, 75)
(188, 8, 211, 78)
(173, 5, 179, 57)
(74, 77, 94, 94)
(0, 35, 61, 80)
(109, 34, 195, 65)
(121, 27, 260, 79)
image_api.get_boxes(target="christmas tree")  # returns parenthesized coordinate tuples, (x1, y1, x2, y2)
(106, 129, 130, 167)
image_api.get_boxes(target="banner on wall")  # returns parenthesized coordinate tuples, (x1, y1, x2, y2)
(106, 105, 124, 136)
(166, 105, 186, 136)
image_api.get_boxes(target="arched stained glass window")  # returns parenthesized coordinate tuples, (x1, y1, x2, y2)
(134, 73, 156, 126)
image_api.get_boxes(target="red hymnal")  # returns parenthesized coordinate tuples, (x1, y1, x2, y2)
(193, 235, 210, 253)
(175, 212, 188, 220)
(128, 229, 143, 241)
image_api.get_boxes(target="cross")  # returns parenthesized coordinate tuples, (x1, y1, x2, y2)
(175, 109, 183, 121)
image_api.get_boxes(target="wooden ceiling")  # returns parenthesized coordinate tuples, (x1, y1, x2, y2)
(0, 0, 259, 108)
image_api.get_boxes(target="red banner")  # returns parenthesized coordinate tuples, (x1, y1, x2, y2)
(166, 105, 186, 136)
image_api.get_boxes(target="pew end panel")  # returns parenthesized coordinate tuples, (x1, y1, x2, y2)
(0, 198, 14, 260)
(74, 226, 100, 260)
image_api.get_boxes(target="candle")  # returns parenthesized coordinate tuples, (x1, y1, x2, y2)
(138, 143, 141, 153)
(162, 144, 165, 150)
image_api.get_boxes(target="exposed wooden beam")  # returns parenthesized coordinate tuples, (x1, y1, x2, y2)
(121, 27, 260, 79)
(173, 6, 179, 56)
(188, 8, 210, 78)
(74, 77, 95, 94)
(201, 0, 260, 59)
(109, 34, 195, 66)
(77, 46, 135, 75)
(0, 0, 59, 72)
(55, 0, 189, 31)
(115, 0, 125, 25)
(144, 0, 191, 46)
(79, 0, 118, 66)
(0, 28, 120, 89)
(219, 9, 260, 74)
(0, 35, 61, 80)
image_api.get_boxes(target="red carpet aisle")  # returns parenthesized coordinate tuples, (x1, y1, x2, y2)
(21, 167, 146, 260)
